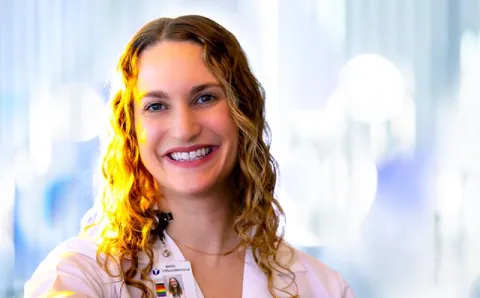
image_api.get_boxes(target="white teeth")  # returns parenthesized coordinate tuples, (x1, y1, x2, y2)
(169, 147, 213, 162)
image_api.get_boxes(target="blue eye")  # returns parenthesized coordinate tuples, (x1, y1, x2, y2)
(145, 103, 166, 111)
(195, 94, 216, 104)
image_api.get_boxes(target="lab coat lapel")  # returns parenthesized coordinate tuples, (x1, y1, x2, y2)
(242, 248, 271, 297)
(242, 243, 307, 297)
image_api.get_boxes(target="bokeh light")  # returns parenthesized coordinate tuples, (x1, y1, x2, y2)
(338, 53, 406, 124)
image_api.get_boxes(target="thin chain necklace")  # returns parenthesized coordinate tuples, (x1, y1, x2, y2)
(168, 233, 241, 256)
(153, 211, 241, 257)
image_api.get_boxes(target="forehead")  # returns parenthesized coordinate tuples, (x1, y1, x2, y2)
(137, 41, 219, 93)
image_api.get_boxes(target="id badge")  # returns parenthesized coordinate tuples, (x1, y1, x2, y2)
(151, 261, 199, 298)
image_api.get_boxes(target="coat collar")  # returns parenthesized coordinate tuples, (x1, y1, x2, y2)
(143, 232, 307, 297)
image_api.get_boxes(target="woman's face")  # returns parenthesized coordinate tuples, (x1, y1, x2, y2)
(169, 278, 178, 288)
(134, 41, 238, 198)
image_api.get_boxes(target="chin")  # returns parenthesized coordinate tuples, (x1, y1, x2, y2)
(156, 165, 236, 198)
(166, 181, 218, 198)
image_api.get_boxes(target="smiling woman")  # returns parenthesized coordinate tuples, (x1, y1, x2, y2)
(134, 41, 238, 198)
(24, 15, 354, 298)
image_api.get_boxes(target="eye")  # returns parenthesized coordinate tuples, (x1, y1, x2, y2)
(145, 102, 167, 111)
(195, 94, 216, 105)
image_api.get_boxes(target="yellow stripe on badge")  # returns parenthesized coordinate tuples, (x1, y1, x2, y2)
(39, 290, 78, 297)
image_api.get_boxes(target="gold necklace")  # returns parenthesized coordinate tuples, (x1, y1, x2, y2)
(169, 234, 241, 256)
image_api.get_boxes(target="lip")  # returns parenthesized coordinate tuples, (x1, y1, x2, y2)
(163, 144, 217, 156)
(165, 146, 218, 168)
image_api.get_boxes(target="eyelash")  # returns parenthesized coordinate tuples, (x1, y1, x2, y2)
(145, 102, 167, 112)
(144, 93, 217, 112)
(195, 93, 216, 104)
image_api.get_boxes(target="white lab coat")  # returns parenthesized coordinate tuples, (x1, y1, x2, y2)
(24, 232, 355, 297)
(166, 294, 185, 298)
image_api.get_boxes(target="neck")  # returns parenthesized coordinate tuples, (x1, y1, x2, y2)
(158, 186, 239, 254)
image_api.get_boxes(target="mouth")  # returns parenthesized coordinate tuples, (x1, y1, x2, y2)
(167, 146, 216, 162)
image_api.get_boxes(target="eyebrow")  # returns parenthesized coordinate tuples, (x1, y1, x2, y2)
(140, 83, 223, 100)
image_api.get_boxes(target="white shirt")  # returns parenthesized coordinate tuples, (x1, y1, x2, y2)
(24, 233, 355, 297)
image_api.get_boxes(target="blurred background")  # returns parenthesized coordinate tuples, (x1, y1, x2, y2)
(1, 0, 480, 297)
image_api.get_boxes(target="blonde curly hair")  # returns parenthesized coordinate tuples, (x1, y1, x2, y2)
(93, 15, 296, 298)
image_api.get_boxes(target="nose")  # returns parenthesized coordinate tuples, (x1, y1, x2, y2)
(169, 106, 201, 141)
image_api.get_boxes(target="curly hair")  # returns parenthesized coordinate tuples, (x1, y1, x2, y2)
(92, 15, 296, 298)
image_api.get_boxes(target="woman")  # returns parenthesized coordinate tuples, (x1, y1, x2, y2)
(24, 15, 355, 298)
(167, 277, 185, 298)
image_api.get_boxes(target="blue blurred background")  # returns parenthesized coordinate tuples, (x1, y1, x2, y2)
(2, 0, 480, 297)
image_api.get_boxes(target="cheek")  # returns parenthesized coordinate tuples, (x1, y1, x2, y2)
(214, 113, 239, 159)
(136, 121, 148, 145)
(206, 114, 238, 149)
(210, 105, 238, 137)
(133, 109, 146, 143)
(134, 119, 167, 162)
(135, 117, 161, 146)
(134, 118, 156, 162)
(225, 116, 239, 148)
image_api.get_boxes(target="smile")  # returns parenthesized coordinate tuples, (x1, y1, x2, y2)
(168, 147, 214, 162)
